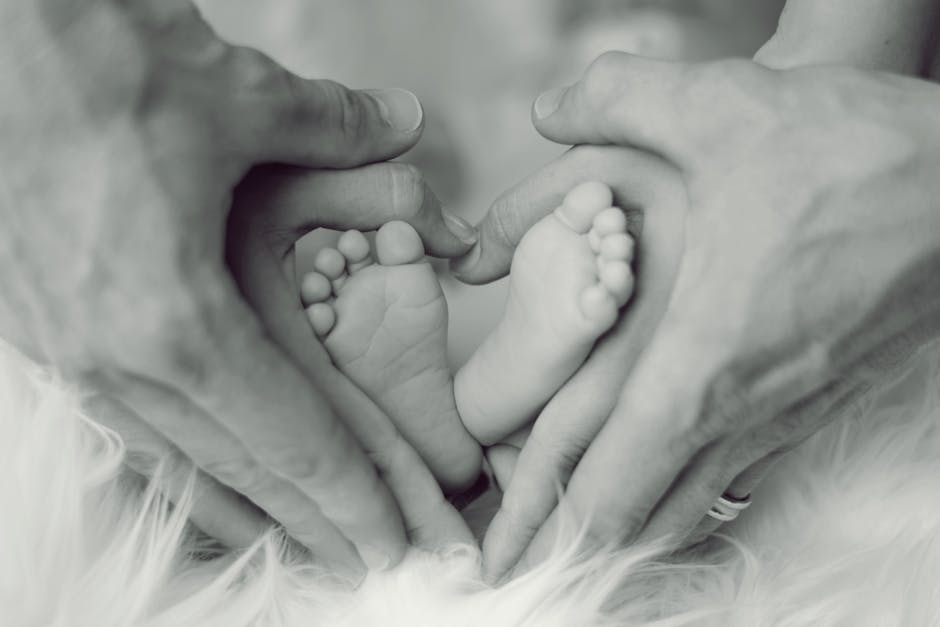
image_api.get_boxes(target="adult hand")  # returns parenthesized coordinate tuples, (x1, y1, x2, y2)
(0, 0, 473, 580)
(460, 54, 940, 579)
(453, 143, 688, 579)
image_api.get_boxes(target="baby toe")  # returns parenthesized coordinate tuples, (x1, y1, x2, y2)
(599, 261, 635, 306)
(314, 247, 349, 292)
(300, 272, 333, 307)
(338, 230, 373, 273)
(592, 207, 628, 236)
(555, 181, 613, 234)
(306, 302, 337, 336)
(376, 221, 425, 266)
(599, 233, 635, 262)
(579, 283, 619, 327)
(588, 228, 603, 253)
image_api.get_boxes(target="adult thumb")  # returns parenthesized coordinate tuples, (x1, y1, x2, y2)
(532, 52, 694, 166)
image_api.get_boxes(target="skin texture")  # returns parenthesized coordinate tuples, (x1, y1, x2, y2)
(453, 3, 940, 582)
(455, 182, 635, 447)
(0, 0, 475, 581)
(755, 0, 940, 74)
(301, 222, 484, 494)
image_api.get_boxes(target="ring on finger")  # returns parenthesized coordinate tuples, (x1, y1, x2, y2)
(706, 492, 752, 522)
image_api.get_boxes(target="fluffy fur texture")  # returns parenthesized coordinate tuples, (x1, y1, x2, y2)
(3, 340, 940, 627)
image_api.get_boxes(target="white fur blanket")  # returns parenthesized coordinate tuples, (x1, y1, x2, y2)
(3, 341, 940, 627)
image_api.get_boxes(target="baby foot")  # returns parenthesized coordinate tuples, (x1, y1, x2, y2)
(455, 182, 635, 445)
(301, 222, 482, 493)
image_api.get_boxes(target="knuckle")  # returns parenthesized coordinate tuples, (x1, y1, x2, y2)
(582, 51, 631, 113)
(644, 318, 748, 448)
(487, 189, 530, 249)
(332, 83, 368, 146)
(117, 283, 222, 391)
(274, 446, 332, 486)
(230, 46, 282, 94)
(548, 445, 584, 476)
(585, 50, 631, 85)
(202, 455, 268, 496)
(229, 47, 292, 123)
(701, 467, 736, 501)
(584, 507, 643, 548)
(694, 366, 752, 443)
(500, 490, 549, 535)
(527, 428, 586, 474)
(386, 163, 427, 219)
(681, 59, 778, 145)
(123, 448, 168, 478)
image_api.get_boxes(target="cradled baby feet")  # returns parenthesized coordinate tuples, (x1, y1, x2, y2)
(455, 181, 635, 445)
(300, 222, 482, 493)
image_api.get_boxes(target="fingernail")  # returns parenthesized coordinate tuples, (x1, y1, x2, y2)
(534, 86, 567, 120)
(358, 545, 392, 571)
(365, 87, 424, 132)
(449, 242, 481, 277)
(443, 211, 479, 246)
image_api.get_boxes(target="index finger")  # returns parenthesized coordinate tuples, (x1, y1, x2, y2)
(235, 163, 476, 259)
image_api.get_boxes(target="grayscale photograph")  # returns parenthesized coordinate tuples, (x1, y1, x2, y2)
(3, 1, 940, 625)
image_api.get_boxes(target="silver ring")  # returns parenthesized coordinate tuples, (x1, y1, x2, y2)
(706, 492, 751, 523)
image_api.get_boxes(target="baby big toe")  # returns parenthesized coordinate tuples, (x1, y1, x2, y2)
(306, 302, 337, 336)
(555, 181, 614, 234)
(338, 230, 373, 273)
(314, 247, 349, 292)
(376, 221, 425, 266)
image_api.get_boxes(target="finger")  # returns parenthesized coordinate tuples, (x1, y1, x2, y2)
(199, 317, 409, 567)
(531, 52, 695, 164)
(234, 163, 477, 259)
(227, 47, 424, 168)
(123, 268, 409, 570)
(228, 236, 474, 550)
(482, 155, 686, 580)
(87, 394, 271, 550)
(512, 351, 706, 575)
(482, 342, 629, 581)
(310, 364, 476, 549)
(451, 144, 678, 284)
(647, 374, 874, 549)
(682, 451, 784, 548)
(540, 274, 904, 563)
(636, 441, 741, 548)
(547, 319, 725, 552)
(95, 374, 372, 578)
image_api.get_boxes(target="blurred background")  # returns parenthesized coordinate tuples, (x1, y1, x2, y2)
(197, 0, 785, 366)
